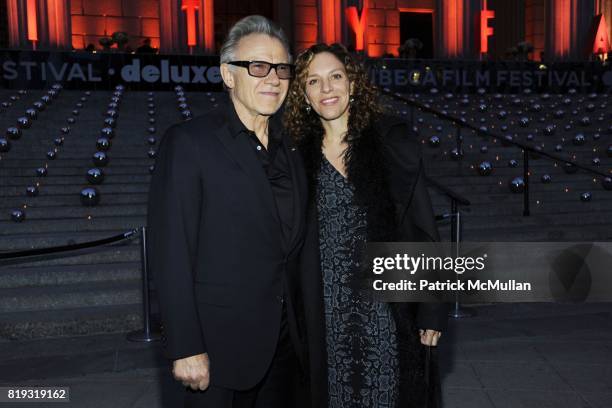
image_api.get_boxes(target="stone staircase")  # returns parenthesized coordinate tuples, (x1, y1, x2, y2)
(0, 87, 610, 341)
(384, 91, 612, 241)
(0, 87, 220, 340)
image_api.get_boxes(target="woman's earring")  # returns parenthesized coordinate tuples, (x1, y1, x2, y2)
(305, 105, 311, 113)
(349, 97, 355, 103)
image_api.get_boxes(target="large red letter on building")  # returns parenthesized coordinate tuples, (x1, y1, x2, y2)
(346, 0, 368, 51)
(591, 14, 611, 54)
(182, 0, 199, 47)
(479, 1, 494, 54)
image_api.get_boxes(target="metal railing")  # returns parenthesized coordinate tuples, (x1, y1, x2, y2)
(383, 89, 610, 217)
(0, 227, 160, 343)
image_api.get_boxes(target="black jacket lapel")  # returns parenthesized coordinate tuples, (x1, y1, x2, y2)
(282, 132, 307, 257)
(215, 123, 280, 225)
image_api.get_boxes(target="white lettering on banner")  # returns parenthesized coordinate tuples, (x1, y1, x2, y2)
(120, 59, 222, 84)
(21, 62, 36, 80)
(170, 65, 190, 83)
(0, 61, 101, 82)
(161, 60, 169, 82)
(67, 63, 87, 81)
(2, 61, 18, 80)
(207, 66, 221, 83)
(372, 67, 596, 89)
(421, 70, 437, 86)
(88, 64, 102, 81)
(48, 62, 68, 80)
(142, 65, 160, 82)
(476, 70, 490, 86)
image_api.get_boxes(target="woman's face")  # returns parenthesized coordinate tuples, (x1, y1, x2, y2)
(303, 52, 352, 123)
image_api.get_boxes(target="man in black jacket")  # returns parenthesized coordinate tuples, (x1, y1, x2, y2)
(147, 15, 307, 408)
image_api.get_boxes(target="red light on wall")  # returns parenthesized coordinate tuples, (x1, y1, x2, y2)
(479, 1, 494, 53)
(443, 0, 463, 57)
(592, 14, 611, 54)
(26, 0, 38, 42)
(321, 0, 338, 44)
(552, 0, 571, 57)
(203, 0, 214, 53)
(346, 0, 368, 51)
(181, 0, 199, 47)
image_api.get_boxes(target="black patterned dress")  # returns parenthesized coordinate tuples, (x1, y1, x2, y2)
(317, 157, 400, 408)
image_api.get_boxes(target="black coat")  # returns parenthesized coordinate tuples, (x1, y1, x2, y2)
(146, 106, 308, 391)
(298, 115, 449, 407)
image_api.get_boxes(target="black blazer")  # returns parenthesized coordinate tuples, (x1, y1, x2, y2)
(146, 105, 308, 391)
(298, 116, 449, 407)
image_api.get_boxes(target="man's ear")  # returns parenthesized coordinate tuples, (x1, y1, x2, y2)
(220, 63, 234, 89)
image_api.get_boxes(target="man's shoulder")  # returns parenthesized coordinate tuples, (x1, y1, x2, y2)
(162, 105, 228, 148)
(373, 114, 421, 165)
(172, 107, 227, 135)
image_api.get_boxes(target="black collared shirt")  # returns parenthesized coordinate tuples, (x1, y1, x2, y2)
(226, 103, 294, 248)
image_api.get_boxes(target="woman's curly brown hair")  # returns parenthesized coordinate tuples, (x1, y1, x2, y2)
(283, 43, 383, 146)
(283, 43, 396, 242)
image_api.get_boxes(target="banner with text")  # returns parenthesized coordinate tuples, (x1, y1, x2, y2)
(362, 242, 612, 303)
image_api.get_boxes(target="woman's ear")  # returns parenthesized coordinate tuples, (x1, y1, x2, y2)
(220, 64, 234, 89)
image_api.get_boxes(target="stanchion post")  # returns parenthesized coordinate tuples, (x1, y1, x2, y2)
(449, 209, 475, 319)
(523, 149, 530, 216)
(127, 226, 162, 342)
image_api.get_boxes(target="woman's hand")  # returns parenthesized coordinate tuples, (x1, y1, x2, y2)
(419, 329, 442, 346)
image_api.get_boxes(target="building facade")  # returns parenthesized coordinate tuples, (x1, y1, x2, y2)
(2, 0, 611, 60)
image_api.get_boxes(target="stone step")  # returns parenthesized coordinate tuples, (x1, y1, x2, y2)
(0, 304, 143, 340)
(0, 183, 150, 197)
(0, 229, 135, 250)
(0, 204, 147, 219)
(0, 193, 147, 208)
(433, 211, 612, 228)
(0, 216, 145, 234)
(431, 201, 612, 217)
(0, 261, 140, 289)
(1, 244, 141, 268)
(459, 223, 612, 241)
(0, 174, 151, 186)
(0, 166, 150, 177)
(0, 280, 142, 313)
(0, 157, 154, 167)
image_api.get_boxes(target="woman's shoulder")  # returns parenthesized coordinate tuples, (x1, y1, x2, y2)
(373, 114, 422, 163)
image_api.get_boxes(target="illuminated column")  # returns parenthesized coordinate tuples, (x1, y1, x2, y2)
(41, 0, 72, 49)
(436, 0, 479, 59)
(7, 0, 72, 50)
(571, 0, 597, 58)
(159, 0, 181, 53)
(200, 0, 215, 53)
(319, 0, 342, 44)
(7, 0, 32, 49)
(546, 0, 596, 60)
(160, 0, 215, 54)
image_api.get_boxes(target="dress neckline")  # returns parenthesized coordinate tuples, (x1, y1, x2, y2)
(322, 155, 348, 181)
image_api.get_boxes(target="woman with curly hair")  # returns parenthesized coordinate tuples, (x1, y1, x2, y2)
(284, 43, 448, 408)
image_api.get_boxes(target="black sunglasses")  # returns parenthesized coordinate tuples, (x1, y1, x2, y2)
(227, 60, 294, 79)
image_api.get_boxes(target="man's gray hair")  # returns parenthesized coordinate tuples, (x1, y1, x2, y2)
(219, 15, 291, 64)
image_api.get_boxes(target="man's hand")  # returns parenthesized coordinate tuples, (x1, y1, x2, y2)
(172, 353, 210, 391)
(419, 329, 442, 346)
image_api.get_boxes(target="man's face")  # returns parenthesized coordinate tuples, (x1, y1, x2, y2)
(221, 34, 290, 120)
